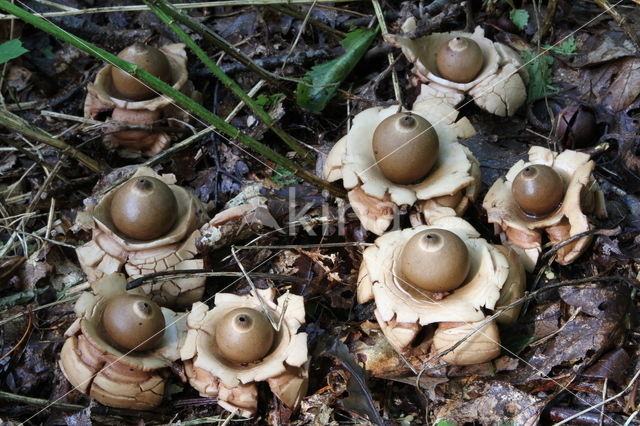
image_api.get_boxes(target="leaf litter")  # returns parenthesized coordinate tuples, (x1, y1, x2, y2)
(0, 1, 639, 425)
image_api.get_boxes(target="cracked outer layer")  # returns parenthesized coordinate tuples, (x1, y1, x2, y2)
(323, 99, 479, 234)
(84, 43, 201, 155)
(483, 146, 607, 271)
(75, 167, 208, 308)
(58, 274, 187, 410)
(180, 289, 309, 418)
(357, 217, 524, 365)
(386, 27, 528, 117)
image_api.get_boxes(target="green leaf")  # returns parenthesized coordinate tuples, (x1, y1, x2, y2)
(255, 92, 285, 109)
(0, 39, 28, 64)
(522, 50, 557, 102)
(509, 9, 529, 31)
(296, 27, 378, 113)
(543, 37, 577, 55)
(434, 420, 458, 426)
(271, 164, 300, 186)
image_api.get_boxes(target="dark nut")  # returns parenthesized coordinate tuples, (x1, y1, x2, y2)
(555, 105, 598, 149)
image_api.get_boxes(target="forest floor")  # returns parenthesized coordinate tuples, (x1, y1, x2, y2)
(1, 0, 640, 425)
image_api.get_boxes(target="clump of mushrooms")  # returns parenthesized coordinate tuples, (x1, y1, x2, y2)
(357, 217, 525, 366)
(386, 27, 528, 117)
(76, 167, 208, 308)
(180, 289, 308, 417)
(59, 273, 186, 410)
(483, 146, 607, 271)
(324, 98, 479, 235)
(84, 43, 201, 155)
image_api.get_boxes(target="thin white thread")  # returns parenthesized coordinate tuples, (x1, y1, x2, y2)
(7, 0, 628, 422)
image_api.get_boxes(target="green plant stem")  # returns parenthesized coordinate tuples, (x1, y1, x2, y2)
(144, 0, 289, 94)
(0, 390, 84, 410)
(0, 0, 363, 20)
(0, 1, 345, 197)
(0, 109, 104, 173)
(145, 0, 314, 165)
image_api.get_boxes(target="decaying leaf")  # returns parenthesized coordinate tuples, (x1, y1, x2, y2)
(319, 337, 386, 425)
(434, 379, 544, 425)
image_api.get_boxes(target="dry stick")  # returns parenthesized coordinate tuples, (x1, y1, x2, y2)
(532, 0, 559, 44)
(230, 246, 282, 330)
(126, 270, 308, 290)
(0, 0, 346, 197)
(0, 0, 363, 20)
(540, 226, 621, 262)
(592, 0, 640, 50)
(0, 160, 64, 258)
(145, 0, 315, 166)
(0, 391, 85, 411)
(371, 0, 401, 104)
(0, 109, 103, 173)
(143, 0, 292, 93)
(269, 4, 346, 40)
(555, 365, 640, 425)
(280, 0, 318, 71)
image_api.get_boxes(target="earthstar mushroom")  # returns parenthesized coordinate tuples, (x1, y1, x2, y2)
(386, 26, 528, 117)
(84, 43, 201, 155)
(59, 274, 187, 410)
(76, 167, 208, 308)
(324, 99, 479, 234)
(357, 217, 525, 365)
(483, 146, 607, 271)
(180, 289, 309, 417)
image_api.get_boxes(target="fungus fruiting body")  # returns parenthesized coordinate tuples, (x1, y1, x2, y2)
(102, 294, 166, 351)
(76, 167, 208, 308)
(357, 217, 525, 365)
(214, 307, 276, 364)
(386, 26, 528, 117)
(84, 43, 201, 155)
(399, 229, 470, 292)
(483, 146, 607, 271)
(324, 99, 479, 234)
(372, 113, 439, 184)
(180, 289, 309, 418)
(110, 176, 179, 240)
(435, 37, 484, 83)
(511, 165, 564, 218)
(59, 274, 186, 410)
(111, 43, 172, 101)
